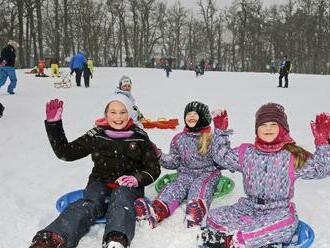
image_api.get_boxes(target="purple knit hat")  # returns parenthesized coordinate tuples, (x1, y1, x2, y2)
(255, 103, 289, 132)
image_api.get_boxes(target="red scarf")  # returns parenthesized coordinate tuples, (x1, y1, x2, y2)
(183, 126, 211, 134)
(94, 117, 134, 130)
(255, 125, 295, 152)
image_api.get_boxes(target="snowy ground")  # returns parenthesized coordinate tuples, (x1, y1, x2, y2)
(0, 67, 329, 247)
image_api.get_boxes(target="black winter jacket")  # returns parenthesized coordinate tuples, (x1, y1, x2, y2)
(1, 45, 16, 67)
(45, 120, 160, 186)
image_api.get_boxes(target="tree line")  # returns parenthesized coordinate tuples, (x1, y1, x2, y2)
(0, 0, 329, 74)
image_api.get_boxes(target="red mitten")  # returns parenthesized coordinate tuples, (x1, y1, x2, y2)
(310, 112, 330, 145)
(46, 99, 63, 122)
(213, 110, 228, 130)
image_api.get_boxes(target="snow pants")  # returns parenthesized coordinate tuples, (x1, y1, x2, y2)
(72, 68, 83, 86)
(157, 170, 221, 214)
(279, 71, 289, 87)
(41, 181, 144, 248)
(0, 66, 17, 93)
(205, 197, 298, 247)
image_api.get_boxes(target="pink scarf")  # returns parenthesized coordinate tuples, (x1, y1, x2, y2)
(255, 125, 295, 152)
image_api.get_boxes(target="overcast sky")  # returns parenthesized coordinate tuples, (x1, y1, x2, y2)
(164, 0, 288, 10)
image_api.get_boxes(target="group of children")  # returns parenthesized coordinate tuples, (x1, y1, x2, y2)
(29, 75, 330, 248)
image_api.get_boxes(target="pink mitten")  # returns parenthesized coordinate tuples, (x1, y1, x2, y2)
(116, 175, 139, 187)
(213, 110, 228, 130)
(310, 112, 330, 145)
(46, 99, 63, 122)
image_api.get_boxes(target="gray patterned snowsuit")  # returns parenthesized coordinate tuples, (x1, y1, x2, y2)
(207, 129, 330, 247)
(157, 130, 222, 214)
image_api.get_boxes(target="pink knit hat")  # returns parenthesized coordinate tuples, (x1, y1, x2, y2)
(255, 103, 289, 132)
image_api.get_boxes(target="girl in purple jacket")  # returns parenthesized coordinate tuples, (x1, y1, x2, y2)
(135, 101, 222, 228)
(198, 103, 330, 248)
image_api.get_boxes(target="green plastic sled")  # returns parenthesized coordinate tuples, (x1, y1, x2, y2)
(155, 173, 235, 199)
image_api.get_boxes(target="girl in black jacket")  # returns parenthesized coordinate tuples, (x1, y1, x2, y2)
(30, 94, 160, 248)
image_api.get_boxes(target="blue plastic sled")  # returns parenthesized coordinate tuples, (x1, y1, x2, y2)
(55, 189, 106, 224)
(56, 190, 315, 247)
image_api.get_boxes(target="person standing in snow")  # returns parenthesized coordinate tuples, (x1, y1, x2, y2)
(164, 62, 172, 78)
(198, 103, 330, 248)
(134, 101, 223, 228)
(278, 55, 291, 88)
(82, 61, 92, 88)
(0, 102, 4, 118)
(0, 40, 19, 95)
(29, 95, 160, 248)
(69, 51, 86, 87)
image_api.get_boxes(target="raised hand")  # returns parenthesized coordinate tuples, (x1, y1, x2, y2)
(212, 110, 228, 130)
(46, 99, 63, 122)
(115, 175, 139, 188)
(310, 112, 330, 145)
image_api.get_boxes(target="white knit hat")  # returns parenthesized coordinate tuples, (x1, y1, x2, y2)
(107, 94, 134, 118)
(8, 40, 19, 48)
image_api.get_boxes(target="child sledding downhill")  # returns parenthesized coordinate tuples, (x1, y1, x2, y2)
(29, 95, 160, 248)
(134, 101, 223, 229)
(198, 103, 330, 248)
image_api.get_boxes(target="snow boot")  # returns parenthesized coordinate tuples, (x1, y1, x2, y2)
(186, 199, 206, 228)
(29, 231, 65, 248)
(134, 198, 169, 228)
(197, 227, 232, 248)
(103, 231, 129, 248)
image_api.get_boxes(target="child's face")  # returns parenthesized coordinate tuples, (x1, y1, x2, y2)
(120, 83, 132, 92)
(185, 111, 199, 128)
(105, 101, 130, 130)
(257, 122, 279, 142)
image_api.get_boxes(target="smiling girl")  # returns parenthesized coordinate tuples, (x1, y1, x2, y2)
(198, 102, 330, 248)
(134, 101, 223, 229)
(30, 94, 160, 248)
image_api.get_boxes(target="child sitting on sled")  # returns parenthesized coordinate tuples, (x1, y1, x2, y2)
(29, 94, 160, 248)
(134, 101, 223, 228)
(198, 103, 330, 248)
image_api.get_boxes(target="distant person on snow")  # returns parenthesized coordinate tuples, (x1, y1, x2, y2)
(82, 61, 93, 88)
(69, 51, 86, 87)
(164, 62, 172, 77)
(198, 103, 330, 247)
(278, 55, 291, 88)
(0, 40, 19, 95)
(0, 102, 4, 118)
(29, 95, 160, 248)
(195, 64, 202, 77)
(134, 101, 223, 228)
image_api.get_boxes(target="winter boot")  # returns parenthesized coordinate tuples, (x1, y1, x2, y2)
(186, 199, 206, 228)
(197, 227, 233, 248)
(29, 231, 65, 248)
(134, 198, 169, 228)
(103, 231, 129, 248)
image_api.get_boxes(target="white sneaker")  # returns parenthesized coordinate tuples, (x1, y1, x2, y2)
(104, 241, 125, 248)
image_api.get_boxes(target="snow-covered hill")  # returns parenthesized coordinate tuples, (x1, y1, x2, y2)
(1, 67, 329, 247)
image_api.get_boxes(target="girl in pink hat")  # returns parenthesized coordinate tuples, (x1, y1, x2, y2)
(198, 103, 330, 248)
